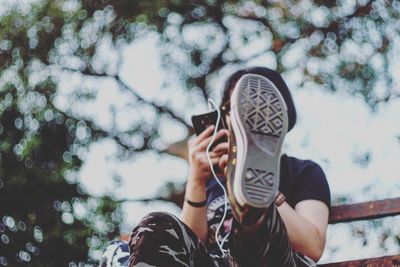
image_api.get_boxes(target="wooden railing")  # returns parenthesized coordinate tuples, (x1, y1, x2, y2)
(318, 197, 400, 266)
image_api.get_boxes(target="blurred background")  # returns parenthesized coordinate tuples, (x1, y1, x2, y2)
(0, 0, 399, 266)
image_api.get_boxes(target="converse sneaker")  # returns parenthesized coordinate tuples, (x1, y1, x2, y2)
(226, 73, 289, 225)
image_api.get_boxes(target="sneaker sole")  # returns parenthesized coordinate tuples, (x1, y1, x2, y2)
(230, 74, 288, 208)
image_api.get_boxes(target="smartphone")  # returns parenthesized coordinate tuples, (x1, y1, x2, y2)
(191, 110, 227, 147)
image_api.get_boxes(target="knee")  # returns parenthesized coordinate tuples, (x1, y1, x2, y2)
(144, 211, 177, 222)
(136, 212, 179, 228)
(100, 240, 129, 267)
(131, 212, 180, 238)
(128, 212, 181, 246)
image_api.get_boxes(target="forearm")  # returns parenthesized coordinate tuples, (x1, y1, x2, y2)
(180, 177, 208, 243)
(277, 202, 326, 261)
(182, 127, 228, 243)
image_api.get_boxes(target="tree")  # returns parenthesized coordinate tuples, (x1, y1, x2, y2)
(1, 0, 399, 265)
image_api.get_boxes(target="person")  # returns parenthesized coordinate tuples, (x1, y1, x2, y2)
(99, 67, 331, 267)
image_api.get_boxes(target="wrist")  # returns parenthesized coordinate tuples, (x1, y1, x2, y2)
(186, 180, 206, 193)
(188, 171, 207, 188)
(184, 197, 207, 208)
(274, 191, 286, 207)
(185, 177, 207, 202)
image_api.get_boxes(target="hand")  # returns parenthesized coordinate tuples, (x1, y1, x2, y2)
(187, 126, 229, 185)
(212, 142, 229, 174)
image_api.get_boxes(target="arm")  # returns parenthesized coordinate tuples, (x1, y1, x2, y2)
(181, 177, 208, 243)
(180, 126, 228, 243)
(277, 199, 329, 262)
(218, 145, 328, 261)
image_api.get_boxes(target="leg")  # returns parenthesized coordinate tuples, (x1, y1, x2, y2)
(99, 240, 129, 267)
(228, 205, 316, 267)
(128, 212, 218, 267)
(224, 72, 316, 266)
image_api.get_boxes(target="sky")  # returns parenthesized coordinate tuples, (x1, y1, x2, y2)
(69, 33, 400, 264)
(0, 0, 398, 264)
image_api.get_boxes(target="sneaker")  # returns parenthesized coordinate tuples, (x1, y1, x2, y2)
(226, 73, 289, 225)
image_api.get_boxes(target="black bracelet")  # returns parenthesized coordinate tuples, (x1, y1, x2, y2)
(185, 197, 207, 208)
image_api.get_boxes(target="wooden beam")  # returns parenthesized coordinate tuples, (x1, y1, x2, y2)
(329, 197, 400, 224)
(318, 255, 400, 266)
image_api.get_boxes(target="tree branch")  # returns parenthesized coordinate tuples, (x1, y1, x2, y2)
(234, 0, 375, 52)
(48, 101, 163, 154)
(60, 66, 191, 130)
(113, 75, 191, 129)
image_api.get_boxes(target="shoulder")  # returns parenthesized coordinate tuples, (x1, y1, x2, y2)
(282, 154, 327, 185)
(281, 154, 323, 174)
(281, 154, 331, 208)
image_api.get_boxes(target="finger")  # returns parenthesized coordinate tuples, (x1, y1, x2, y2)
(200, 154, 221, 166)
(204, 151, 218, 158)
(212, 142, 229, 154)
(194, 125, 215, 145)
(211, 157, 220, 165)
(218, 154, 228, 170)
(212, 149, 227, 158)
(197, 129, 229, 151)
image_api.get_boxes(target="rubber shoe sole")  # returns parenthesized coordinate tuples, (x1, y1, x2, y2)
(230, 74, 289, 208)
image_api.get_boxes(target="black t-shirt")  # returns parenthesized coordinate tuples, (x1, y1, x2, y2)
(279, 154, 331, 209)
(205, 154, 331, 251)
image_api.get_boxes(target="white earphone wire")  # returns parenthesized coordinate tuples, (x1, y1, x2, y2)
(206, 98, 229, 256)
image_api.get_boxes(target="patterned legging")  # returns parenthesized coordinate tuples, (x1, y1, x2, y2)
(101, 205, 316, 267)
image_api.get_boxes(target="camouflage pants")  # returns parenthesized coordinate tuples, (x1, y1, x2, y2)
(100, 207, 316, 267)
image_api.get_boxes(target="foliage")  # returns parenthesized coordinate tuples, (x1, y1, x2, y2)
(0, 0, 399, 265)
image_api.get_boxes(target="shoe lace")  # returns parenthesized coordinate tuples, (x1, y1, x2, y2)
(206, 98, 230, 256)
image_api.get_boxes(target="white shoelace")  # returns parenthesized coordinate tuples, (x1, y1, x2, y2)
(206, 99, 230, 256)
